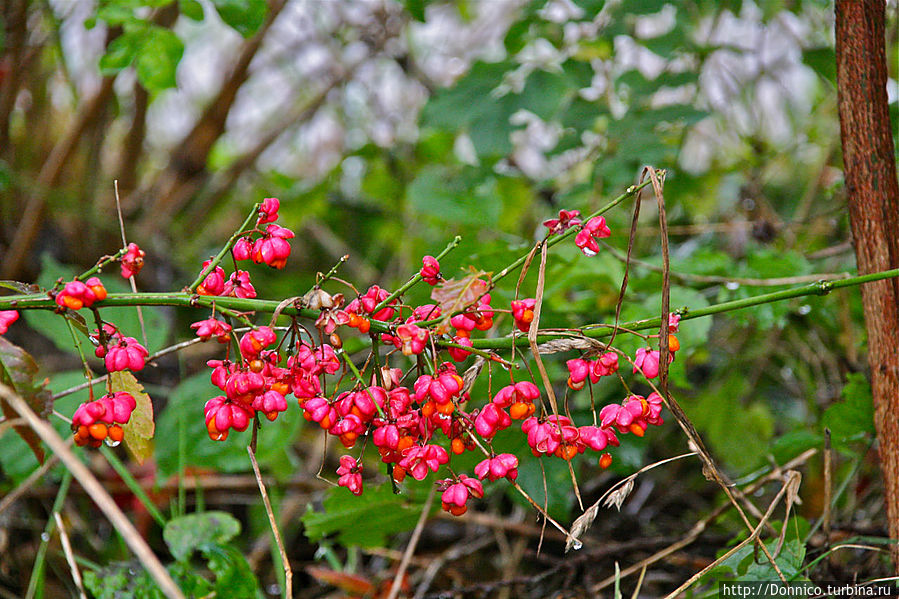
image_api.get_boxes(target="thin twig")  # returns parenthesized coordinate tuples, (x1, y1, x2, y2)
(54, 512, 87, 599)
(591, 449, 817, 593)
(114, 180, 148, 347)
(386, 485, 436, 599)
(0, 453, 60, 516)
(662, 471, 801, 599)
(248, 443, 293, 599)
(1, 384, 185, 599)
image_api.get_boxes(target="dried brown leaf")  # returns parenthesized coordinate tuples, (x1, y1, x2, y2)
(0, 336, 51, 464)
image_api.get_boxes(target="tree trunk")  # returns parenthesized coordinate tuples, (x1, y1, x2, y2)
(835, 0, 899, 570)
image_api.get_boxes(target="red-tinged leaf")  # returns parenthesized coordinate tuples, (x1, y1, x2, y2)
(0, 336, 51, 464)
(110, 371, 155, 464)
(305, 566, 374, 596)
(430, 268, 491, 332)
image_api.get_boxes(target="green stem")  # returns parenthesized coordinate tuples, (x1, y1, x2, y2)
(373, 235, 462, 313)
(75, 248, 128, 283)
(25, 470, 73, 599)
(3, 269, 899, 352)
(100, 445, 166, 526)
(339, 350, 386, 419)
(188, 204, 260, 292)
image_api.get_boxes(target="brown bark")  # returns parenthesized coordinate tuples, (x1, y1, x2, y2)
(835, 0, 899, 570)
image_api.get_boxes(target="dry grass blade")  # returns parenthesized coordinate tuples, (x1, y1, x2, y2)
(603, 479, 635, 511)
(0, 383, 185, 599)
(591, 449, 817, 592)
(566, 452, 696, 552)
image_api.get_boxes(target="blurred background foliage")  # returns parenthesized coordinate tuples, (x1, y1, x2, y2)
(1, 0, 898, 596)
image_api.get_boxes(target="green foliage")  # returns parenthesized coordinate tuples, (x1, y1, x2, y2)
(210, 0, 268, 37)
(303, 483, 434, 548)
(703, 518, 810, 585)
(99, 26, 183, 91)
(823, 373, 875, 451)
(164, 511, 241, 561)
(0, 370, 89, 483)
(84, 512, 257, 598)
(406, 165, 501, 226)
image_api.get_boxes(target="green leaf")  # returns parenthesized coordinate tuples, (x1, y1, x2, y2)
(202, 543, 258, 599)
(211, 0, 267, 37)
(302, 484, 431, 547)
(164, 511, 241, 561)
(179, 0, 204, 20)
(135, 27, 183, 91)
(406, 165, 501, 226)
(99, 31, 141, 74)
(771, 430, 822, 465)
(0, 336, 51, 464)
(802, 47, 835, 85)
(823, 373, 874, 450)
(110, 371, 155, 464)
(402, 0, 428, 21)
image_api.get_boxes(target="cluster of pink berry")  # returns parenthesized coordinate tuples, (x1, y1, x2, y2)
(233, 198, 295, 270)
(543, 209, 611, 256)
(71, 391, 136, 447)
(92, 324, 149, 373)
(55, 277, 107, 311)
(195, 199, 293, 298)
(202, 326, 292, 441)
(40, 262, 155, 449)
(186, 202, 686, 519)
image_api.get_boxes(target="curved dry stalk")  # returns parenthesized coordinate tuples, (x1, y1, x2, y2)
(247, 443, 292, 599)
(662, 471, 801, 599)
(591, 449, 817, 593)
(54, 512, 87, 599)
(566, 451, 697, 552)
(0, 383, 184, 599)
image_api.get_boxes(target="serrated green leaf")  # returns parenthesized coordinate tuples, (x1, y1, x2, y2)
(211, 0, 267, 37)
(0, 336, 51, 464)
(302, 484, 431, 547)
(110, 371, 155, 464)
(135, 27, 183, 91)
(164, 511, 241, 561)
